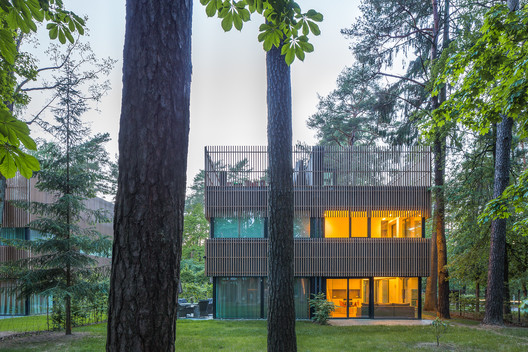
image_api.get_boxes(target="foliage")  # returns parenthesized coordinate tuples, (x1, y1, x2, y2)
(436, 3, 528, 134)
(0, 0, 87, 179)
(51, 287, 107, 330)
(0, 46, 114, 334)
(431, 317, 449, 346)
(307, 64, 396, 147)
(179, 259, 211, 302)
(199, 0, 322, 65)
(308, 292, 335, 325)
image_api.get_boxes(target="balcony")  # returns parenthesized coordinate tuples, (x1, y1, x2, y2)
(204, 146, 432, 219)
(205, 237, 430, 278)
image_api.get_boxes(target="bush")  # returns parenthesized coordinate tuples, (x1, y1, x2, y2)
(431, 317, 448, 346)
(308, 292, 335, 325)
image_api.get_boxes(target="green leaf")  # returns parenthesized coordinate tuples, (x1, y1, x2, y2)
(307, 21, 320, 36)
(205, 0, 217, 17)
(284, 47, 295, 65)
(221, 12, 233, 31)
(295, 45, 305, 61)
(238, 7, 250, 21)
(0, 151, 17, 179)
(58, 28, 66, 44)
(0, 29, 17, 64)
(64, 28, 74, 43)
(48, 24, 58, 40)
(233, 13, 243, 31)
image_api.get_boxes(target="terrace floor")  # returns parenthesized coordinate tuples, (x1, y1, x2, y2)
(329, 318, 433, 326)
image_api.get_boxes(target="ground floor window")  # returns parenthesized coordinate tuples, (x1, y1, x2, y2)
(215, 277, 309, 319)
(327, 279, 370, 318)
(0, 280, 50, 316)
(373, 277, 418, 318)
(326, 277, 419, 319)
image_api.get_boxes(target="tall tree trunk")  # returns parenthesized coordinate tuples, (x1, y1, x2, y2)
(483, 0, 517, 326)
(266, 42, 296, 352)
(503, 246, 511, 321)
(424, 233, 438, 312)
(483, 115, 513, 326)
(435, 0, 451, 319)
(106, 0, 192, 350)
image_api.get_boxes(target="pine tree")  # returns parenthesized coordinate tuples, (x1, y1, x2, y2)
(1, 47, 114, 335)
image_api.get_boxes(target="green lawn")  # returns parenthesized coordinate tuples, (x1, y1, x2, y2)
(0, 315, 50, 333)
(1, 319, 527, 351)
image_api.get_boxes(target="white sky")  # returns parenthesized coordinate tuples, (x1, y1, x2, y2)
(23, 0, 361, 189)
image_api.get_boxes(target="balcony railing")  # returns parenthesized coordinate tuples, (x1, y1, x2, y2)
(205, 146, 431, 218)
(205, 238, 430, 277)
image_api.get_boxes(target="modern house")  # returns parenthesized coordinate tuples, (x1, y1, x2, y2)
(204, 146, 431, 319)
(0, 175, 113, 316)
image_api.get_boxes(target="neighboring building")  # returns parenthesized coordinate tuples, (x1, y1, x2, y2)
(0, 175, 113, 316)
(204, 146, 431, 319)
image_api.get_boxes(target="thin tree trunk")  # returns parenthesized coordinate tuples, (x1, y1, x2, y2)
(476, 281, 480, 314)
(106, 0, 192, 350)
(266, 42, 296, 352)
(483, 115, 513, 326)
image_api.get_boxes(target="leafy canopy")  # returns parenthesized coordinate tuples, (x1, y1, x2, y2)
(199, 0, 322, 65)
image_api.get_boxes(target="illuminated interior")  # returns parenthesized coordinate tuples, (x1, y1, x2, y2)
(373, 277, 418, 318)
(371, 216, 422, 238)
(324, 211, 368, 238)
(326, 279, 369, 318)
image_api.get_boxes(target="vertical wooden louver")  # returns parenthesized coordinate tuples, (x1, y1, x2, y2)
(205, 238, 430, 277)
(204, 146, 431, 218)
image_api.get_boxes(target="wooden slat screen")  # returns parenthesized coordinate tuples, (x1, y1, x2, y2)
(205, 146, 431, 218)
(205, 238, 430, 277)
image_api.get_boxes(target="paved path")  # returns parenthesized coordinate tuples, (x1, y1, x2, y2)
(329, 319, 433, 326)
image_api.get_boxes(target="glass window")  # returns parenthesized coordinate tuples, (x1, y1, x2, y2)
(294, 218, 310, 238)
(263, 278, 309, 319)
(240, 216, 265, 238)
(214, 216, 265, 238)
(373, 277, 418, 318)
(216, 277, 261, 319)
(327, 278, 369, 318)
(324, 211, 349, 238)
(351, 218, 368, 238)
(214, 218, 238, 238)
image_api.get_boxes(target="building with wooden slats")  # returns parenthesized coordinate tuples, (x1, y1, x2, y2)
(0, 175, 113, 316)
(204, 146, 431, 319)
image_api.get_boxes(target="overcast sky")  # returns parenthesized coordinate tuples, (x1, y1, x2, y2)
(25, 1, 361, 188)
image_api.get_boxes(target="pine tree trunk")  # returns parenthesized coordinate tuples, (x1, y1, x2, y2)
(424, 232, 438, 312)
(483, 115, 513, 326)
(503, 246, 511, 321)
(266, 43, 296, 352)
(106, 0, 192, 351)
(65, 294, 72, 335)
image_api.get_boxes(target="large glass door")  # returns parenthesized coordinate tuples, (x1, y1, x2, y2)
(326, 278, 369, 318)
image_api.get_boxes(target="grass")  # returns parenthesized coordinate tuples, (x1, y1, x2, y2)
(0, 315, 50, 333)
(1, 319, 527, 351)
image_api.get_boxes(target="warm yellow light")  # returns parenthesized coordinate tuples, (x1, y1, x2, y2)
(382, 218, 386, 220)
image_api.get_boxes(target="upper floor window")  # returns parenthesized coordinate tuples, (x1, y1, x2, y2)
(371, 217, 422, 238)
(214, 215, 265, 238)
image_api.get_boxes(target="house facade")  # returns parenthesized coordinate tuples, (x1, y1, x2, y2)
(204, 146, 431, 319)
(0, 175, 113, 316)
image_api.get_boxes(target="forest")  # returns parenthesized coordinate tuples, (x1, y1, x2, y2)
(0, 0, 527, 352)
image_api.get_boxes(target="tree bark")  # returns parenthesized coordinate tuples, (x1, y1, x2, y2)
(483, 115, 513, 326)
(424, 231, 438, 312)
(476, 281, 480, 314)
(266, 42, 296, 352)
(106, 0, 192, 351)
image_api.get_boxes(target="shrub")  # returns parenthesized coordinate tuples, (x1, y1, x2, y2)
(308, 292, 335, 325)
(431, 317, 448, 346)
